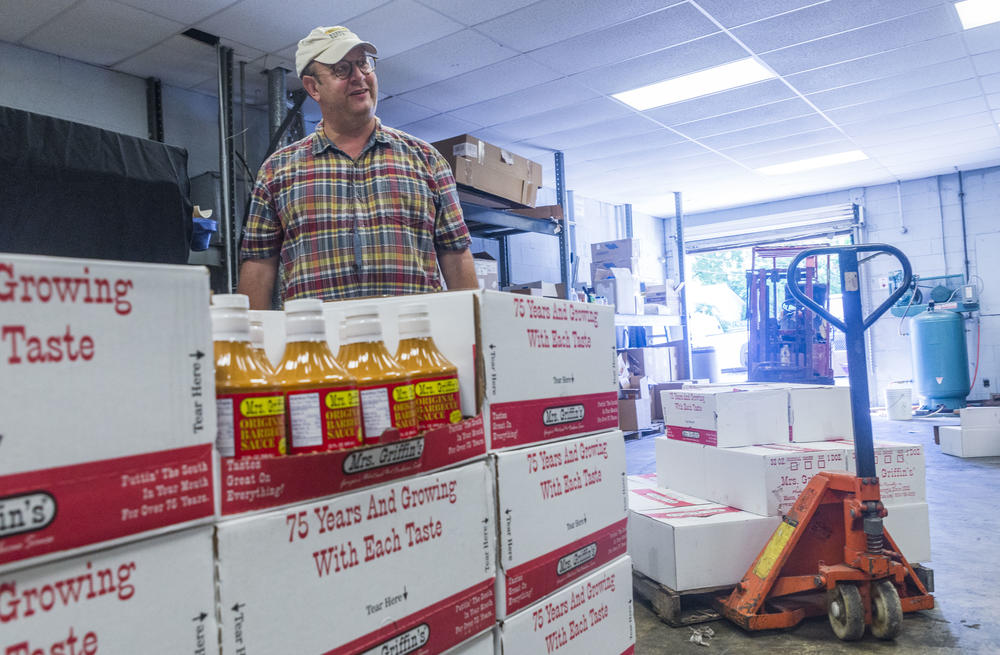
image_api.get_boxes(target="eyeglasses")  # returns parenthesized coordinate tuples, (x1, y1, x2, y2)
(315, 55, 377, 80)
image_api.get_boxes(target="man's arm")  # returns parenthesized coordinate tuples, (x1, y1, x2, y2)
(236, 257, 279, 309)
(437, 248, 478, 291)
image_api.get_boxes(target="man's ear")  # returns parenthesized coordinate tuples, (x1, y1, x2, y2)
(302, 74, 321, 101)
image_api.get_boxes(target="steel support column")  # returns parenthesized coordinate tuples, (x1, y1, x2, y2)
(555, 151, 572, 299)
(217, 44, 237, 291)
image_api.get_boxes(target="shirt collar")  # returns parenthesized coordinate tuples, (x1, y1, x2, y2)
(311, 117, 388, 157)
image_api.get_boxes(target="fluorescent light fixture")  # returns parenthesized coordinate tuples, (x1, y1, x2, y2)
(613, 58, 777, 111)
(756, 150, 869, 176)
(955, 0, 1000, 29)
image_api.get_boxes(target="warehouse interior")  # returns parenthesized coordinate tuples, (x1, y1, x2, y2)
(2, 0, 1000, 653)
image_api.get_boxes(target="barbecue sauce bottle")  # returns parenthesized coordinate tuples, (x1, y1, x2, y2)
(394, 303, 462, 433)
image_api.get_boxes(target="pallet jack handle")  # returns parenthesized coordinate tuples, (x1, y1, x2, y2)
(786, 244, 912, 478)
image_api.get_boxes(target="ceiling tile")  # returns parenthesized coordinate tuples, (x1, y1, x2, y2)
(20, 0, 183, 67)
(865, 125, 1000, 159)
(335, 0, 464, 59)
(962, 21, 1000, 56)
(114, 0, 234, 24)
(673, 97, 819, 139)
(840, 99, 993, 139)
(643, 79, 796, 127)
(760, 5, 959, 76)
(195, 0, 388, 55)
(412, 0, 538, 25)
(783, 34, 966, 94)
(489, 97, 634, 140)
(988, 92, 1000, 110)
(114, 34, 219, 89)
(475, 0, 686, 52)
(719, 127, 846, 159)
(697, 114, 833, 149)
(824, 79, 984, 123)
(732, 0, 947, 54)
(982, 72, 1000, 95)
(376, 30, 518, 95)
(805, 57, 976, 110)
(528, 3, 719, 75)
(854, 112, 997, 149)
(447, 77, 600, 127)
(569, 32, 748, 95)
(375, 97, 437, 128)
(735, 140, 865, 169)
(396, 113, 483, 142)
(971, 50, 1000, 76)
(583, 139, 714, 170)
(693, 0, 830, 29)
(559, 130, 688, 162)
(528, 115, 662, 151)
(397, 55, 562, 112)
(0, 0, 75, 43)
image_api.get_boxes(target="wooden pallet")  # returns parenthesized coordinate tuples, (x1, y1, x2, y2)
(623, 422, 663, 441)
(632, 571, 730, 627)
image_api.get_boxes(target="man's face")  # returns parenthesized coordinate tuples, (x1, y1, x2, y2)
(305, 45, 378, 126)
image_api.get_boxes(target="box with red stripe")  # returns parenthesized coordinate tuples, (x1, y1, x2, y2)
(216, 461, 496, 655)
(493, 430, 628, 618)
(0, 254, 216, 573)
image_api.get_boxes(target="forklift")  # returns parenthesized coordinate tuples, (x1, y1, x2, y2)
(719, 244, 934, 640)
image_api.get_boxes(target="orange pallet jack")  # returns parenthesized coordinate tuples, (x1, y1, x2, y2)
(717, 244, 934, 640)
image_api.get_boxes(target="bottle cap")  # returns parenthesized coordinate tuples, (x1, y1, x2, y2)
(398, 302, 431, 338)
(340, 304, 383, 344)
(211, 294, 250, 341)
(249, 320, 267, 349)
(284, 298, 327, 341)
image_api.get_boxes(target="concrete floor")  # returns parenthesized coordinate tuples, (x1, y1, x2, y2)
(626, 415, 1000, 653)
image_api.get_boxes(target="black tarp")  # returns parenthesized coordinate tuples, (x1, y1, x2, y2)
(0, 105, 192, 263)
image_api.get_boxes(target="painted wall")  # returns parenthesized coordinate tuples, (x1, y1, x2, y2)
(685, 166, 1000, 405)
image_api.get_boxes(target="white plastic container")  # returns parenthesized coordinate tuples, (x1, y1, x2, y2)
(885, 384, 913, 421)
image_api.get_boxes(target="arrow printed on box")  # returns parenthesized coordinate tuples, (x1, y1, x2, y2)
(193, 612, 207, 622)
(231, 603, 244, 613)
(190, 350, 205, 359)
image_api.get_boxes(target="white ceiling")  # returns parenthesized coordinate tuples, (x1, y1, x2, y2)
(4, 0, 1000, 215)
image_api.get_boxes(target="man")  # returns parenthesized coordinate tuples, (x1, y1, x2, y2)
(237, 26, 478, 309)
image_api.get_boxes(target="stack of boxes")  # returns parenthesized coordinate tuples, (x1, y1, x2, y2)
(628, 382, 931, 593)
(938, 406, 1000, 457)
(1, 253, 636, 654)
(432, 134, 542, 208)
(591, 239, 642, 315)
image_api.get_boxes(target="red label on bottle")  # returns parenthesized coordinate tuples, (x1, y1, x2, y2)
(358, 381, 418, 443)
(286, 386, 363, 454)
(412, 374, 462, 432)
(216, 391, 286, 457)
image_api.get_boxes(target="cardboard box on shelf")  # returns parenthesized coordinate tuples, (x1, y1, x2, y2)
(498, 556, 635, 655)
(594, 268, 641, 315)
(591, 238, 640, 264)
(938, 425, 1000, 457)
(494, 431, 628, 617)
(505, 280, 564, 298)
(0, 254, 216, 573)
(662, 386, 788, 447)
(217, 462, 496, 655)
(472, 252, 498, 291)
(628, 489, 780, 591)
(432, 134, 542, 207)
(623, 347, 676, 383)
(591, 259, 639, 281)
(884, 501, 931, 563)
(619, 397, 652, 431)
(231, 290, 618, 516)
(2, 526, 217, 653)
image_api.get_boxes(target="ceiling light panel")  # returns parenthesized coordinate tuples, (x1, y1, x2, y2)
(613, 58, 777, 111)
(756, 150, 869, 175)
(955, 0, 1000, 29)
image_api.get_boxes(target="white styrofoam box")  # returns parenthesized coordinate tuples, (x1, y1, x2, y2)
(654, 437, 707, 500)
(663, 387, 788, 447)
(444, 629, 496, 654)
(1, 526, 217, 654)
(703, 443, 849, 516)
(0, 254, 216, 573)
(828, 439, 926, 504)
(786, 385, 853, 442)
(498, 556, 635, 655)
(629, 501, 780, 591)
(939, 425, 1000, 457)
(959, 406, 1000, 430)
(884, 502, 931, 563)
(494, 431, 628, 618)
(217, 461, 496, 654)
(627, 475, 709, 511)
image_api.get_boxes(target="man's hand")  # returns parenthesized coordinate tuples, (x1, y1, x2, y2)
(437, 248, 478, 291)
(236, 257, 279, 309)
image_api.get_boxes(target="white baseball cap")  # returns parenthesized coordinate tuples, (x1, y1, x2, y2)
(295, 26, 377, 78)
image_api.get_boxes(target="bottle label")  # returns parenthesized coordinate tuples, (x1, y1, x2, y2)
(413, 375, 462, 432)
(287, 387, 362, 453)
(216, 391, 286, 457)
(359, 381, 418, 443)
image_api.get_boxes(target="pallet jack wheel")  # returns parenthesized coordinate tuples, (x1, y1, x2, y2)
(871, 579, 903, 640)
(827, 583, 865, 641)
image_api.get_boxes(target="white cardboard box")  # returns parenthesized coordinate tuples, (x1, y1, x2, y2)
(626, 475, 709, 511)
(785, 385, 853, 442)
(939, 425, 1000, 457)
(494, 431, 628, 617)
(0, 254, 216, 573)
(445, 629, 496, 654)
(216, 461, 496, 655)
(829, 439, 926, 504)
(628, 498, 780, 591)
(498, 555, 635, 655)
(654, 437, 707, 500)
(1, 526, 217, 654)
(662, 387, 788, 447)
(884, 501, 931, 563)
(959, 406, 1000, 429)
(703, 442, 849, 516)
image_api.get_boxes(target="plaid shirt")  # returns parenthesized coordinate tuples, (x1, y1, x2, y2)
(241, 119, 471, 301)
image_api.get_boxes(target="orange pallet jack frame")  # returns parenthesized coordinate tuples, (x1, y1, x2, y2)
(717, 244, 934, 641)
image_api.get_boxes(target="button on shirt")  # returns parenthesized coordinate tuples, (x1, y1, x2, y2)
(241, 120, 471, 301)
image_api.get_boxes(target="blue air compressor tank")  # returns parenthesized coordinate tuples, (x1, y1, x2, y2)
(909, 306, 970, 410)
